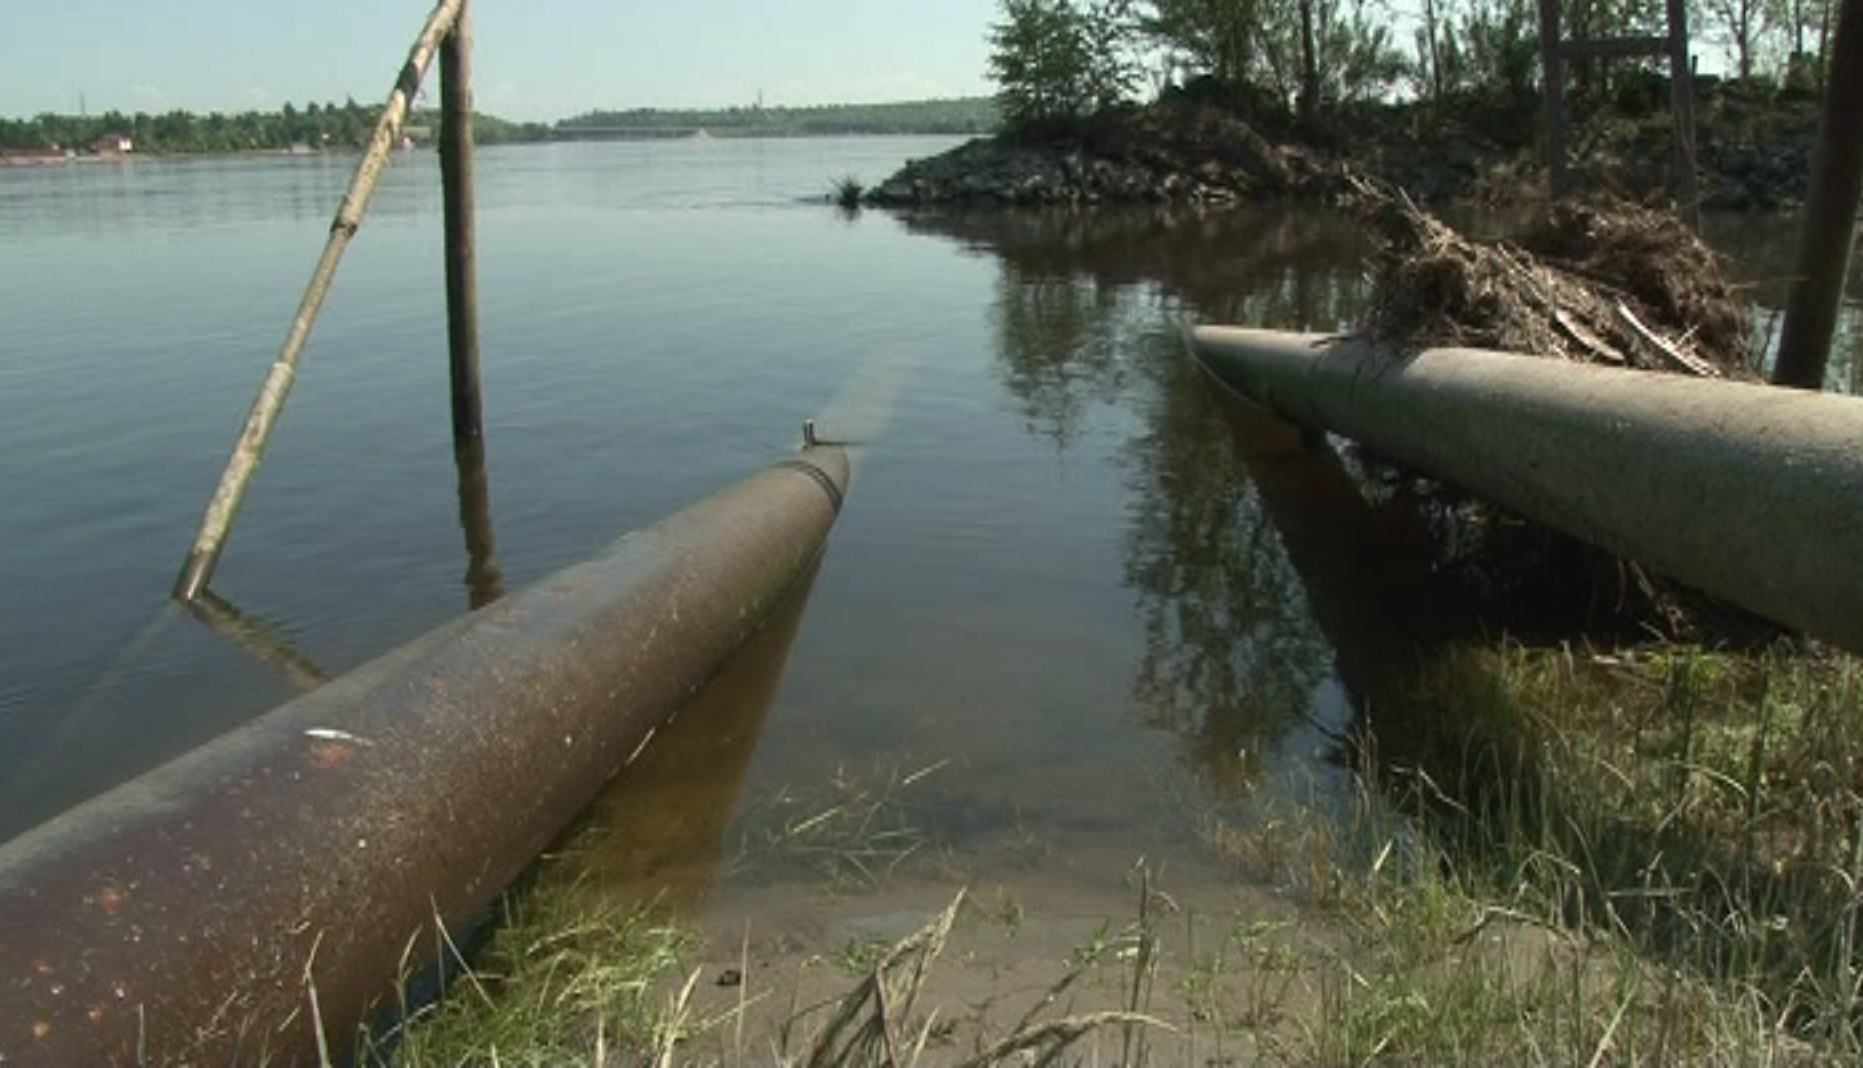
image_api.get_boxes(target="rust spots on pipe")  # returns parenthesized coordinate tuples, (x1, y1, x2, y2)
(0, 446, 850, 1064)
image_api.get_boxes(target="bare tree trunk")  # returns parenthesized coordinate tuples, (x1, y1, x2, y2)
(1421, 0, 1444, 101)
(1775, 0, 1863, 389)
(1297, 0, 1319, 125)
(1540, 0, 1569, 199)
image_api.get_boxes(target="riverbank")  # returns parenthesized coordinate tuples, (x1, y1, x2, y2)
(866, 85, 1821, 212)
(384, 639, 1863, 1066)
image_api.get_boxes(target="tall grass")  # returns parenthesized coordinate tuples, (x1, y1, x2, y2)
(1238, 639, 1863, 1065)
(376, 865, 695, 1065)
(831, 174, 864, 211)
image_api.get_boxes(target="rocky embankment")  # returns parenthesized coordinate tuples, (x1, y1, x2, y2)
(867, 106, 1326, 207)
(866, 94, 1819, 212)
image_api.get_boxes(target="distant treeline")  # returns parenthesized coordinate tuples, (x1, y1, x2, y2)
(2, 100, 372, 154)
(0, 97, 995, 156)
(553, 97, 1000, 138)
(0, 101, 551, 155)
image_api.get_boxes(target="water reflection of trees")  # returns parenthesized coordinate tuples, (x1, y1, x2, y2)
(990, 267, 1138, 446)
(900, 205, 1391, 798)
(1124, 346, 1336, 797)
(908, 201, 1770, 805)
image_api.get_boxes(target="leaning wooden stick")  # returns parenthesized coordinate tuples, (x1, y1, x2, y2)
(173, 0, 465, 601)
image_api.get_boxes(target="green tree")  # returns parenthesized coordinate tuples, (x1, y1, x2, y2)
(1140, 0, 1267, 86)
(988, 0, 1139, 130)
(1137, 0, 1405, 120)
(1460, 0, 1541, 101)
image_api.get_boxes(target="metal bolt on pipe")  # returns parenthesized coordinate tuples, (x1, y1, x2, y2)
(1190, 327, 1863, 653)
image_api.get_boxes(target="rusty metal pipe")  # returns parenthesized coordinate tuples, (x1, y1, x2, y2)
(0, 445, 849, 1065)
(1190, 327, 1863, 652)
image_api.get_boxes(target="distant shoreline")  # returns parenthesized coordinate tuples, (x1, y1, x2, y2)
(0, 130, 975, 170)
(0, 97, 998, 160)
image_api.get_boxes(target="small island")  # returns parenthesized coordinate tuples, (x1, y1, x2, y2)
(862, 0, 1826, 213)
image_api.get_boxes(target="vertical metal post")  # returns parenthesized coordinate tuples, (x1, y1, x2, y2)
(1666, 0, 1701, 228)
(1539, 0, 1569, 199)
(440, 0, 483, 440)
(1775, 0, 1863, 389)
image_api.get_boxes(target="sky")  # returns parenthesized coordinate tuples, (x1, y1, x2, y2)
(0, 1, 1003, 123)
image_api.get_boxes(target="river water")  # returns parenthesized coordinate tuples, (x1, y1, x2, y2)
(1, 139, 1856, 947)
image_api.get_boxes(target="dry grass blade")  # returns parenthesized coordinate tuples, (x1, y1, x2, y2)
(1614, 300, 1721, 377)
(804, 889, 966, 1067)
(652, 967, 703, 1068)
(1007, 949, 1102, 1036)
(955, 1011, 1175, 1067)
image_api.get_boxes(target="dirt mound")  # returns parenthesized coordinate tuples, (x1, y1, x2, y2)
(1096, 102, 1295, 190)
(1519, 200, 1751, 361)
(1359, 180, 1756, 378)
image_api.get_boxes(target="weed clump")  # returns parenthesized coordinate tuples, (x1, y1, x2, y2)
(1274, 640, 1863, 1065)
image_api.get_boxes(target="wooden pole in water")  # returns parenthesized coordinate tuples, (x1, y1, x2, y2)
(1774, 0, 1863, 390)
(440, 0, 483, 441)
(454, 437, 505, 609)
(172, 0, 465, 602)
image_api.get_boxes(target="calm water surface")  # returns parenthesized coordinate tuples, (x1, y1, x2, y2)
(1, 139, 1848, 912)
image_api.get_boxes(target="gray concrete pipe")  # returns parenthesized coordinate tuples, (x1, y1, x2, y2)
(0, 445, 849, 1065)
(1189, 327, 1863, 653)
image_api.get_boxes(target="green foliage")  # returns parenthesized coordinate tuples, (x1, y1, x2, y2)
(988, 0, 1140, 131)
(383, 887, 696, 1063)
(1460, 0, 1542, 102)
(1138, 0, 1407, 120)
(1293, 0, 1410, 108)
(1140, 0, 1266, 87)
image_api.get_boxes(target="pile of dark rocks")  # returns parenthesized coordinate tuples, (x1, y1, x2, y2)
(866, 105, 1314, 208)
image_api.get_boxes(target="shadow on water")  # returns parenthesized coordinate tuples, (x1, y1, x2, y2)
(529, 560, 823, 913)
(185, 591, 328, 692)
